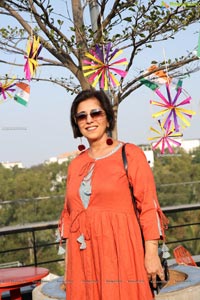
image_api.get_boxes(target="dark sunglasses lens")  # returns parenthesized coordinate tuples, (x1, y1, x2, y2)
(75, 113, 87, 122)
(75, 110, 104, 123)
(90, 110, 104, 118)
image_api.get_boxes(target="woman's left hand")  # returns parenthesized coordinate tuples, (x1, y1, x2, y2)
(144, 240, 165, 289)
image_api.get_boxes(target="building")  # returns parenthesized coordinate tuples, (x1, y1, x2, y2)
(45, 150, 79, 165)
(0, 161, 24, 169)
(180, 139, 200, 153)
(139, 138, 200, 168)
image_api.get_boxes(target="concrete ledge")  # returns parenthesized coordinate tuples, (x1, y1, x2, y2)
(156, 265, 200, 300)
(32, 273, 61, 300)
(33, 265, 200, 300)
(156, 284, 200, 300)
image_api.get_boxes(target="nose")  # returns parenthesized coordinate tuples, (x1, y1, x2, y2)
(86, 114, 93, 123)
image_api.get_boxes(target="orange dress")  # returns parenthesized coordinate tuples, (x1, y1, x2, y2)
(62, 143, 166, 300)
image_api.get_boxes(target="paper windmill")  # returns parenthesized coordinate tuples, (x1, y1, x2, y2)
(24, 35, 43, 81)
(82, 43, 128, 90)
(150, 82, 195, 132)
(0, 76, 16, 101)
(148, 120, 183, 154)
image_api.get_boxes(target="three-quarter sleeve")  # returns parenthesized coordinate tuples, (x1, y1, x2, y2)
(126, 144, 168, 241)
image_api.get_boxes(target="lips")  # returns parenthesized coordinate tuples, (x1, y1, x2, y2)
(86, 126, 97, 131)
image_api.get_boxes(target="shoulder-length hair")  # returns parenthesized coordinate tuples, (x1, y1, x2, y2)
(70, 89, 115, 138)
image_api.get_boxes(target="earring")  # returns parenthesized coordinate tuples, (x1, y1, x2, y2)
(106, 137, 113, 145)
(78, 138, 86, 151)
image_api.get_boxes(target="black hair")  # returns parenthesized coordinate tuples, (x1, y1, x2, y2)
(70, 89, 115, 138)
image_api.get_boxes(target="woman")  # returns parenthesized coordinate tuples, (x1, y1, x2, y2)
(60, 89, 168, 300)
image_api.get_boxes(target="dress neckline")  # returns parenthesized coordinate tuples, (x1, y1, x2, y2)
(86, 142, 123, 161)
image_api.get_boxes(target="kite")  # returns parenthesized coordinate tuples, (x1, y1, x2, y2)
(14, 82, 30, 106)
(148, 120, 183, 154)
(150, 82, 195, 132)
(24, 35, 43, 81)
(0, 76, 16, 101)
(82, 43, 128, 90)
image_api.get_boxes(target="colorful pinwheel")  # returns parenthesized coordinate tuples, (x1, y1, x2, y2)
(82, 43, 128, 90)
(148, 120, 183, 154)
(24, 35, 43, 81)
(0, 76, 16, 101)
(150, 82, 195, 132)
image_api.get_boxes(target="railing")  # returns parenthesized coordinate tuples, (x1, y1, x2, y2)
(0, 204, 200, 271)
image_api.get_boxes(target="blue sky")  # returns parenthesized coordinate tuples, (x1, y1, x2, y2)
(0, 4, 199, 167)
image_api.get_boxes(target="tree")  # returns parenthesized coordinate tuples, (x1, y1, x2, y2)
(153, 148, 200, 206)
(0, 0, 200, 138)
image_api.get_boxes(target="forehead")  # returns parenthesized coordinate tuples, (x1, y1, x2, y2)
(77, 97, 101, 112)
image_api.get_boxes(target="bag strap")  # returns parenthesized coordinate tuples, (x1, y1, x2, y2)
(122, 143, 138, 218)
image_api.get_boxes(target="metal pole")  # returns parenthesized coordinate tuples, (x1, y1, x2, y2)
(88, 0, 99, 32)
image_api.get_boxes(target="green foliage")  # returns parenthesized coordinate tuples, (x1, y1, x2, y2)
(0, 161, 69, 226)
(153, 147, 200, 256)
(153, 148, 200, 206)
(192, 147, 200, 164)
(0, 161, 70, 274)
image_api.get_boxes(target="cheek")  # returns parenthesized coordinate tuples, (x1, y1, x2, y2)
(78, 124, 85, 134)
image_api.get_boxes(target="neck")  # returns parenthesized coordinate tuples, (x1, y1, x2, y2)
(88, 139, 118, 158)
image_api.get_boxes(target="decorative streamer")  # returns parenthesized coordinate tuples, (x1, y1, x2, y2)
(150, 83, 195, 132)
(141, 59, 196, 155)
(0, 77, 16, 101)
(82, 43, 128, 90)
(24, 35, 43, 81)
(148, 120, 183, 154)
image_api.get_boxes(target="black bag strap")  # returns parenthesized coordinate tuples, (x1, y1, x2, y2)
(122, 144, 138, 219)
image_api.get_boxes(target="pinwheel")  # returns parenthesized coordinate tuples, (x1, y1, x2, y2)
(24, 35, 43, 81)
(0, 76, 16, 101)
(150, 82, 195, 132)
(82, 43, 128, 90)
(148, 120, 183, 154)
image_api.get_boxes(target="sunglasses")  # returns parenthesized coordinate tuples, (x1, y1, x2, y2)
(75, 109, 105, 123)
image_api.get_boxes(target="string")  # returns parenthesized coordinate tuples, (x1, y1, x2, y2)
(162, 48, 170, 84)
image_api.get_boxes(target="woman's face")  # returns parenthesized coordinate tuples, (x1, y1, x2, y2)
(75, 97, 109, 143)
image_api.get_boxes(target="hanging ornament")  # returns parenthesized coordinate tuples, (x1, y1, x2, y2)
(150, 82, 195, 132)
(14, 82, 30, 106)
(82, 43, 127, 90)
(0, 76, 16, 101)
(148, 120, 183, 154)
(24, 35, 43, 81)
